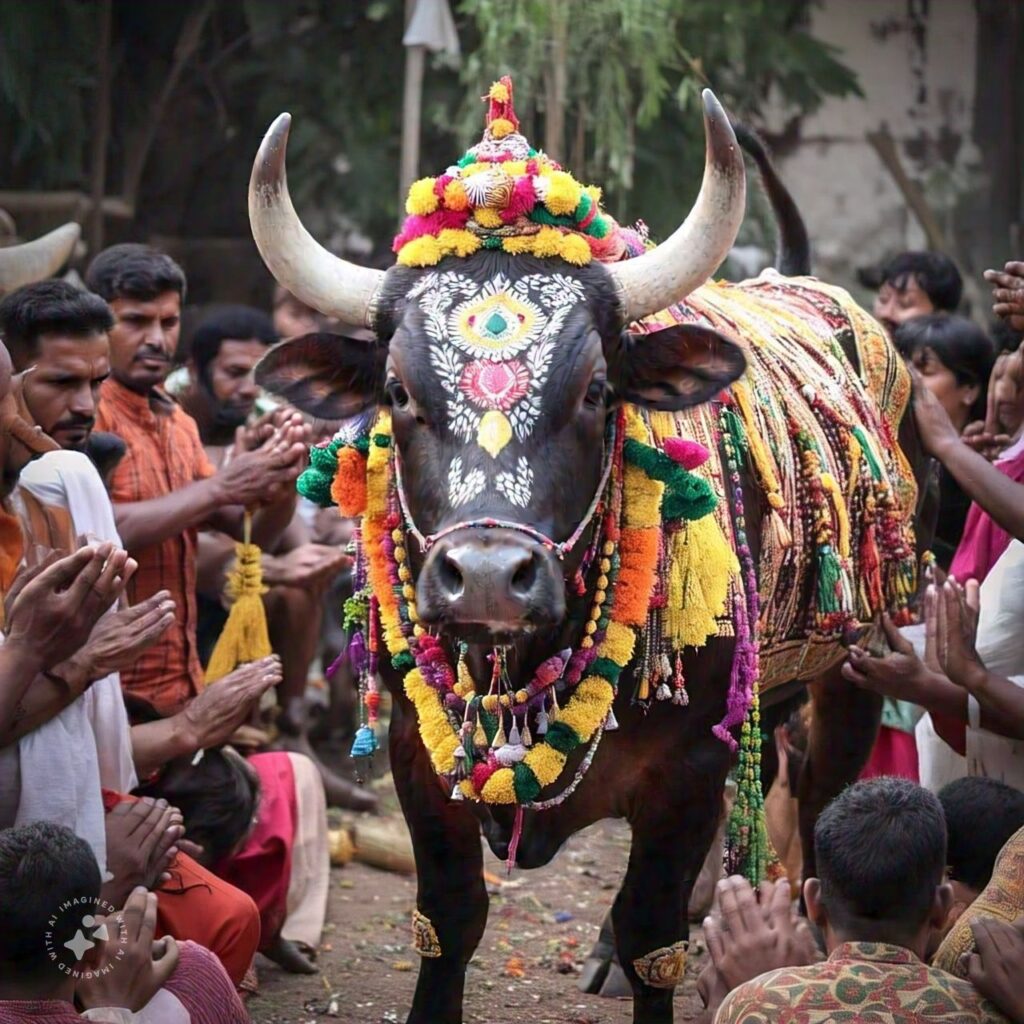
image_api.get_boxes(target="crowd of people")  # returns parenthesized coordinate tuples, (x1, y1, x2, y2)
(1, 225, 1024, 1023)
(0, 239, 378, 1021)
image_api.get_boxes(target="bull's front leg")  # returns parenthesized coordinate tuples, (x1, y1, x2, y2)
(796, 665, 881, 882)
(614, 755, 729, 1024)
(390, 707, 488, 1024)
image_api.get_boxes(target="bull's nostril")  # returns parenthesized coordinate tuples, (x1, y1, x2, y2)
(438, 553, 465, 599)
(509, 554, 537, 598)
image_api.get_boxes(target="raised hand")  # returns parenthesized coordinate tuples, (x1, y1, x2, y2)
(843, 613, 928, 704)
(65, 591, 176, 683)
(910, 366, 961, 458)
(76, 888, 180, 1013)
(984, 261, 1024, 331)
(102, 798, 184, 906)
(180, 654, 282, 750)
(937, 577, 986, 691)
(964, 917, 1024, 1023)
(217, 424, 307, 508)
(263, 543, 350, 590)
(4, 544, 136, 672)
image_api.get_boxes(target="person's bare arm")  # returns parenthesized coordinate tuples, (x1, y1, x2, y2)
(113, 476, 231, 553)
(129, 655, 281, 779)
(912, 374, 1024, 542)
(0, 592, 175, 747)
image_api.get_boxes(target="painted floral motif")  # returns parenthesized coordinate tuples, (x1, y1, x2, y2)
(496, 456, 534, 507)
(459, 359, 530, 411)
(448, 456, 486, 507)
(408, 270, 586, 508)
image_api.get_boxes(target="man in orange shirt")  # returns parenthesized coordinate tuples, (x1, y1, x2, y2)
(88, 244, 307, 714)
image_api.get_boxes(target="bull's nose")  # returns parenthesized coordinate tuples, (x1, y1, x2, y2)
(416, 529, 565, 635)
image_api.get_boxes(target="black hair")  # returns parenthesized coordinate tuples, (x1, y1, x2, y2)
(880, 251, 963, 312)
(938, 776, 1024, 892)
(134, 749, 259, 867)
(84, 243, 187, 304)
(0, 821, 101, 980)
(0, 279, 114, 369)
(190, 304, 278, 381)
(815, 778, 946, 934)
(894, 314, 995, 420)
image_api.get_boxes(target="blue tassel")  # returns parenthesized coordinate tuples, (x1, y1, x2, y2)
(350, 725, 378, 758)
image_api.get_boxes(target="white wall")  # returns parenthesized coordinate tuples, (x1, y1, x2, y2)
(763, 0, 978, 293)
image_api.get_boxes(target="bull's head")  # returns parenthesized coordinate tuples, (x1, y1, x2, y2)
(252, 91, 747, 641)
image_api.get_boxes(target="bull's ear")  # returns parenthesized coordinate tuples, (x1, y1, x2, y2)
(255, 332, 386, 419)
(611, 324, 746, 410)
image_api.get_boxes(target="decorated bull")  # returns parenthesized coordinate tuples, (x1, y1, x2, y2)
(249, 79, 922, 1024)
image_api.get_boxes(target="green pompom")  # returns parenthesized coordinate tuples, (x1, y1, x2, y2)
(392, 650, 416, 672)
(482, 236, 503, 249)
(592, 657, 622, 683)
(544, 720, 580, 754)
(297, 467, 335, 508)
(585, 214, 610, 239)
(309, 444, 340, 473)
(623, 439, 717, 522)
(513, 762, 541, 803)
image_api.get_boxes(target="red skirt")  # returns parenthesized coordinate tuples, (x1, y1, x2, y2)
(860, 725, 920, 783)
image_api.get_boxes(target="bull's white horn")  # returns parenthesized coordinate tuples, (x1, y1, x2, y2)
(0, 222, 80, 296)
(609, 89, 746, 324)
(249, 114, 384, 331)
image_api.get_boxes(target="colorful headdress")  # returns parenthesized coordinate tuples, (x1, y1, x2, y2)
(393, 77, 628, 269)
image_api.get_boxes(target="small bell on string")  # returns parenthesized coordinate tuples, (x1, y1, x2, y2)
(508, 719, 521, 746)
(536, 709, 549, 735)
(473, 715, 488, 751)
(454, 744, 466, 760)
(521, 720, 533, 747)
(451, 783, 465, 801)
(605, 707, 619, 731)
(656, 682, 672, 701)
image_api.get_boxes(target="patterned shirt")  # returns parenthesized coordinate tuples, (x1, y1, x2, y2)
(714, 941, 1010, 1024)
(96, 377, 216, 713)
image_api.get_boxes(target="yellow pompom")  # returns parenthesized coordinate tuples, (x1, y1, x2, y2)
(558, 233, 592, 266)
(602, 621, 636, 665)
(437, 228, 482, 259)
(504, 160, 527, 177)
(406, 177, 439, 216)
(501, 234, 535, 256)
(490, 117, 515, 140)
(442, 179, 470, 211)
(461, 161, 491, 176)
(489, 80, 510, 103)
(584, 184, 603, 206)
(473, 208, 503, 229)
(531, 226, 564, 258)
(481, 768, 517, 804)
(397, 235, 443, 267)
(524, 744, 567, 788)
(544, 171, 581, 216)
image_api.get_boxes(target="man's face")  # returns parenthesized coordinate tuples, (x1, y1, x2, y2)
(873, 275, 935, 334)
(20, 333, 110, 451)
(108, 291, 181, 393)
(197, 338, 266, 429)
(273, 296, 318, 339)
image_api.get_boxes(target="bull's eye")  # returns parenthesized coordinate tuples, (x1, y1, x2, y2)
(386, 380, 411, 411)
(585, 379, 608, 408)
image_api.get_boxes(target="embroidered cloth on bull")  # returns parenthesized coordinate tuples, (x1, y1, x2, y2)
(635, 271, 917, 692)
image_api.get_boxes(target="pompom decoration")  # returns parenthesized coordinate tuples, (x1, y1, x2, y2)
(393, 75, 614, 268)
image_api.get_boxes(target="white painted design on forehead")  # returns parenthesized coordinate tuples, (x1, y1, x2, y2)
(448, 456, 486, 508)
(496, 457, 534, 508)
(407, 270, 586, 511)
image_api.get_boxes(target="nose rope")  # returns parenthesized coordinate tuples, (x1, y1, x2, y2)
(391, 420, 618, 562)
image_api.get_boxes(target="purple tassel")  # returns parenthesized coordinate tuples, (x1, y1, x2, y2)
(347, 630, 368, 675)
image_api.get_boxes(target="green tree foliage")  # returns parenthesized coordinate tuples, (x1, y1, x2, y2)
(0, 0, 859, 257)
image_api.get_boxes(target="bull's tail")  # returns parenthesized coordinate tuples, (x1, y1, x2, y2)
(732, 121, 811, 277)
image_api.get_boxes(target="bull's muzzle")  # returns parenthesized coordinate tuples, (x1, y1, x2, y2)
(416, 527, 565, 639)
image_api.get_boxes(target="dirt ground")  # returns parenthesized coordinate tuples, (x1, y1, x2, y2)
(248, 776, 705, 1024)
